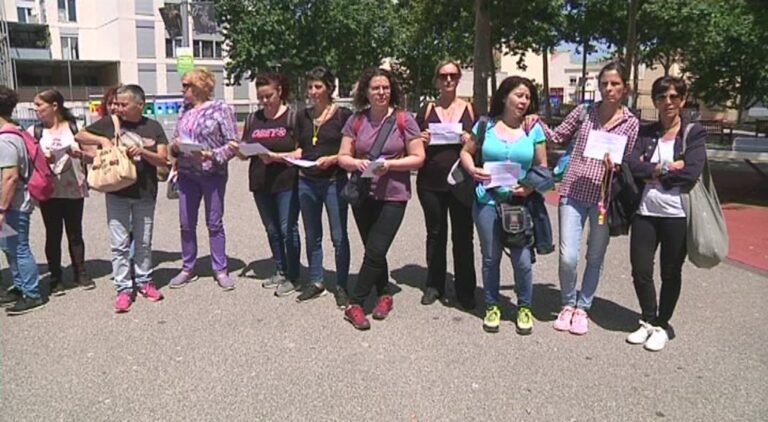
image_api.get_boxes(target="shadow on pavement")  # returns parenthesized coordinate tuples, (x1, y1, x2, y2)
(390, 264, 485, 319)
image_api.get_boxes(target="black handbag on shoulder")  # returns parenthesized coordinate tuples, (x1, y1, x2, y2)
(341, 113, 397, 207)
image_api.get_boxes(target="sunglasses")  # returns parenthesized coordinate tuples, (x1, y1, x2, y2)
(182, 82, 193, 90)
(654, 93, 682, 102)
(438, 73, 459, 81)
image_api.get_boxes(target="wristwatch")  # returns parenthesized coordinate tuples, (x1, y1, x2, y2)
(660, 162, 670, 176)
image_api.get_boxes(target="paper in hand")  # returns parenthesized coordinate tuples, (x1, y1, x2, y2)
(361, 158, 386, 178)
(239, 142, 271, 156)
(583, 130, 629, 164)
(483, 162, 522, 189)
(428, 123, 463, 145)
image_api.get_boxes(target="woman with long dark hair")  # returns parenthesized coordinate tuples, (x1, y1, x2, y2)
(30, 89, 94, 294)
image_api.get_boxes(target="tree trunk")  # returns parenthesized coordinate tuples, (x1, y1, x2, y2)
(543, 47, 552, 121)
(632, 54, 640, 110)
(624, 0, 640, 83)
(489, 42, 497, 96)
(473, 0, 491, 114)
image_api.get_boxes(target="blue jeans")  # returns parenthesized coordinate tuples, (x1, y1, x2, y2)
(558, 196, 610, 310)
(473, 202, 533, 307)
(253, 188, 301, 281)
(0, 210, 40, 299)
(298, 176, 350, 288)
(106, 195, 156, 293)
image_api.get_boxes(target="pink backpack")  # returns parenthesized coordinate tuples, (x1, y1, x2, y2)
(0, 124, 55, 202)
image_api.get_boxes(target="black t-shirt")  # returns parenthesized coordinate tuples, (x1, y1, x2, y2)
(242, 108, 298, 193)
(86, 116, 168, 200)
(297, 106, 353, 180)
(415, 103, 475, 191)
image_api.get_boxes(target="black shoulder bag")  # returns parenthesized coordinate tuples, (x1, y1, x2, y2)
(448, 116, 489, 207)
(341, 113, 397, 207)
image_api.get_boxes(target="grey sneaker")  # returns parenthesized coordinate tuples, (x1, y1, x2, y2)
(169, 270, 198, 289)
(274, 280, 297, 297)
(262, 273, 285, 289)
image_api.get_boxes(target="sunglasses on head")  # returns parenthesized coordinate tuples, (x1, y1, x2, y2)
(438, 73, 459, 81)
(654, 93, 682, 102)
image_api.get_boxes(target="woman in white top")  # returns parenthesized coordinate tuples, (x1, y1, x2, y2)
(626, 76, 706, 351)
(30, 89, 95, 294)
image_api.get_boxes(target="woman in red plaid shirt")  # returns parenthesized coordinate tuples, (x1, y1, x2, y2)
(540, 62, 639, 335)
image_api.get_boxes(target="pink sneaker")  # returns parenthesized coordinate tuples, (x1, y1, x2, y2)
(554, 306, 574, 331)
(139, 282, 164, 302)
(114, 292, 132, 313)
(569, 309, 589, 335)
(372, 295, 393, 320)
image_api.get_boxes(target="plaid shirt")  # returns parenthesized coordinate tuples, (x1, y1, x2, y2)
(544, 104, 639, 205)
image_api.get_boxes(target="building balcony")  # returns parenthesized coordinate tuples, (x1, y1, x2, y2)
(13, 59, 120, 101)
(10, 47, 51, 60)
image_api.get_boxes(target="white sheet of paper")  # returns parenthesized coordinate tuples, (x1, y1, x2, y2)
(483, 161, 522, 189)
(239, 142, 271, 156)
(284, 157, 317, 168)
(179, 142, 204, 154)
(0, 224, 18, 238)
(361, 158, 386, 178)
(583, 130, 629, 164)
(428, 123, 463, 145)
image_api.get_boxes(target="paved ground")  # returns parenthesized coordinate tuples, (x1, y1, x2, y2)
(1, 161, 766, 421)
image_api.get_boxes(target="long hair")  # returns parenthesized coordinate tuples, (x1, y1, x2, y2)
(488, 76, 539, 119)
(35, 89, 76, 124)
(352, 67, 402, 109)
(100, 85, 120, 116)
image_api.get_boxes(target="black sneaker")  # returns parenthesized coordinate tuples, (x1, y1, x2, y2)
(296, 283, 327, 302)
(76, 274, 96, 290)
(0, 287, 22, 307)
(5, 296, 48, 315)
(420, 287, 441, 305)
(334, 287, 349, 309)
(50, 277, 66, 297)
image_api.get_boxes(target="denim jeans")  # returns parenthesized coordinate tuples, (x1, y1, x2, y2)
(178, 172, 229, 274)
(253, 188, 301, 281)
(0, 210, 40, 299)
(558, 196, 610, 310)
(106, 194, 156, 293)
(298, 176, 350, 288)
(473, 202, 533, 307)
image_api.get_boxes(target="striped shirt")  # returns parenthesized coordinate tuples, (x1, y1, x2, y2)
(544, 104, 639, 205)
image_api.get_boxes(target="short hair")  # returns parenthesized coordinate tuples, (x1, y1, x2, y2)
(305, 66, 336, 100)
(184, 67, 216, 98)
(352, 67, 402, 109)
(597, 61, 628, 86)
(100, 85, 120, 116)
(35, 89, 76, 124)
(0, 85, 18, 118)
(433, 59, 462, 85)
(489, 76, 539, 119)
(651, 76, 687, 99)
(255, 72, 290, 102)
(117, 84, 146, 105)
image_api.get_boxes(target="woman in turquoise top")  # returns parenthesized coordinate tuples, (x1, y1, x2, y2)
(459, 76, 546, 334)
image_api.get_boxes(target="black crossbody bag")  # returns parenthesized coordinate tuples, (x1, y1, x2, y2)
(341, 113, 397, 207)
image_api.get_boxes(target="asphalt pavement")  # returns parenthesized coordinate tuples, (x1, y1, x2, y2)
(1, 161, 766, 421)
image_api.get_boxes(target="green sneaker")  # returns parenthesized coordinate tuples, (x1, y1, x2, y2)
(516, 305, 534, 335)
(483, 305, 501, 333)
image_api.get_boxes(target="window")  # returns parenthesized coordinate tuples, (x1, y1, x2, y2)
(569, 76, 577, 87)
(17, 7, 34, 23)
(165, 38, 182, 58)
(58, 0, 77, 22)
(193, 40, 223, 59)
(61, 36, 79, 60)
(136, 22, 156, 58)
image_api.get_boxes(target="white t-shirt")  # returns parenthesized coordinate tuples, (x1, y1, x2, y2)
(26, 125, 87, 199)
(638, 138, 685, 218)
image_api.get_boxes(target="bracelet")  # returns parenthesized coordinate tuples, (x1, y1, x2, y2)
(661, 162, 669, 176)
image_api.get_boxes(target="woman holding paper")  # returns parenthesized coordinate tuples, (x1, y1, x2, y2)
(539, 61, 639, 335)
(626, 76, 706, 351)
(237, 72, 303, 297)
(337, 67, 425, 330)
(459, 76, 546, 334)
(290, 67, 354, 306)
(168, 67, 239, 291)
(415, 60, 477, 310)
(29, 89, 95, 294)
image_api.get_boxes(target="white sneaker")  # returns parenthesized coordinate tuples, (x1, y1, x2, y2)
(644, 326, 669, 352)
(626, 320, 653, 345)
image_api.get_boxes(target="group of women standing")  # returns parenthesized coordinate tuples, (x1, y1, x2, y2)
(21, 59, 705, 352)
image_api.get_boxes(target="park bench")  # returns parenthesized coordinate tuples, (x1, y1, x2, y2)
(698, 119, 735, 145)
(707, 136, 768, 182)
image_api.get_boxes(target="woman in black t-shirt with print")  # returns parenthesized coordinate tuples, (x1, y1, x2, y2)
(415, 60, 477, 310)
(239, 73, 302, 297)
(290, 67, 353, 307)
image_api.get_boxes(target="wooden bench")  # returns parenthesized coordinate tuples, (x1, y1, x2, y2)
(698, 119, 735, 145)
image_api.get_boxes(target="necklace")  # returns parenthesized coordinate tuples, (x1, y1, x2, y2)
(312, 104, 335, 145)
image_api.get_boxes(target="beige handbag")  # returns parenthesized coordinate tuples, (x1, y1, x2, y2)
(87, 115, 137, 193)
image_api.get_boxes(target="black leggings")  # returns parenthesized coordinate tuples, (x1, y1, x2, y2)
(417, 187, 476, 302)
(630, 215, 687, 329)
(39, 198, 86, 279)
(350, 199, 406, 305)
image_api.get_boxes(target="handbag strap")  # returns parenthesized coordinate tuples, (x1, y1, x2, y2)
(367, 111, 398, 160)
(111, 114, 122, 144)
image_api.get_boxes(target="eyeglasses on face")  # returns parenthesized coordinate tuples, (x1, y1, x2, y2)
(182, 82, 193, 91)
(654, 93, 682, 102)
(438, 73, 459, 81)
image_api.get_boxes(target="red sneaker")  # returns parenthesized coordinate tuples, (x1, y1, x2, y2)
(344, 304, 370, 330)
(139, 282, 164, 302)
(372, 295, 393, 320)
(114, 292, 132, 313)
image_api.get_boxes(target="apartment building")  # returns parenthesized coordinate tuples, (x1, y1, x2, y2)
(1, 0, 254, 111)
